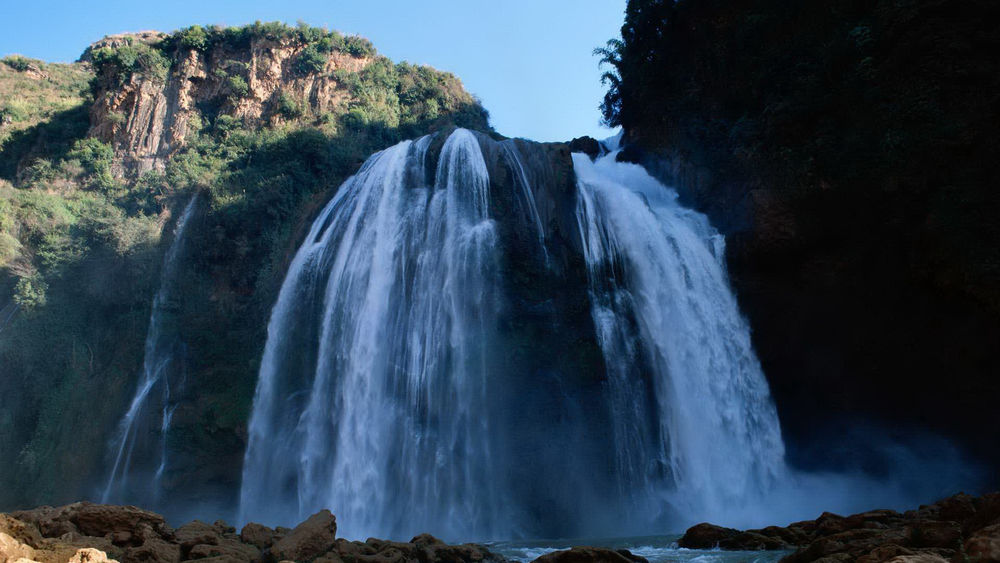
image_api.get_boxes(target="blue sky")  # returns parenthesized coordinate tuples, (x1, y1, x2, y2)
(0, 0, 625, 142)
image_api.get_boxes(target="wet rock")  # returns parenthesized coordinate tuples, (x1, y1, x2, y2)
(678, 523, 790, 550)
(421, 541, 507, 563)
(271, 510, 337, 562)
(614, 144, 642, 164)
(677, 522, 741, 548)
(531, 546, 647, 563)
(568, 137, 601, 159)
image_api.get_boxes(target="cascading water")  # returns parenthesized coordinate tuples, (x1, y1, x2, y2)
(573, 138, 786, 525)
(240, 130, 506, 540)
(102, 194, 198, 507)
(240, 128, 789, 540)
(0, 301, 17, 335)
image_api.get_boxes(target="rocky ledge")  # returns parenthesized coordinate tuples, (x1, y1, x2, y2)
(678, 492, 1000, 562)
(0, 503, 655, 563)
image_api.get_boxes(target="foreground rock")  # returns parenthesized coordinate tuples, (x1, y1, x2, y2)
(0, 503, 509, 563)
(532, 547, 647, 563)
(678, 492, 1000, 562)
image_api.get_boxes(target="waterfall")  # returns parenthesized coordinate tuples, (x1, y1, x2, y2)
(240, 130, 506, 540)
(102, 193, 198, 507)
(0, 301, 17, 335)
(573, 139, 786, 524)
(240, 128, 788, 540)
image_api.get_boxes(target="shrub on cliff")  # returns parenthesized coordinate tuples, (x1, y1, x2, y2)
(91, 40, 170, 84)
(294, 43, 329, 76)
(1, 56, 32, 72)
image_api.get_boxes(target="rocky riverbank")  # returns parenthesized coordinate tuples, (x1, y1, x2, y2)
(678, 492, 1000, 562)
(6, 493, 1000, 563)
(0, 502, 654, 563)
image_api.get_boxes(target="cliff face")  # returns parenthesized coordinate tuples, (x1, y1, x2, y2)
(605, 0, 1000, 476)
(86, 32, 370, 175)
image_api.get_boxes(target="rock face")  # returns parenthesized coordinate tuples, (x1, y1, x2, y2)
(0, 504, 510, 563)
(87, 32, 371, 176)
(677, 492, 1000, 562)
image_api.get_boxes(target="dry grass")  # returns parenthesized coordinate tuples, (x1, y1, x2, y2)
(0, 56, 93, 148)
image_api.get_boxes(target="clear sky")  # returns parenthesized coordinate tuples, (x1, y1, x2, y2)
(0, 0, 625, 142)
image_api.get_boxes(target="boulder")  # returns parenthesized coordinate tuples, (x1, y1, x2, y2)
(678, 523, 789, 550)
(271, 510, 337, 562)
(964, 522, 1000, 562)
(186, 541, 259, 561)
(174, 521, 221, 554)
(677, 522, 740, 548)
(71, 504, 167, 539)
(568, 137, 601, 159)
(239, 523, 276, 550)
(530, 546, 647, 563)
(422, 542, 507, 563)
(906, 520, 962, 549)
(1, 531, 37, 563)
(123, 537, 179, 563)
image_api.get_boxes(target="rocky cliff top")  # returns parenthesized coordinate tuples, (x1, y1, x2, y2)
(81, 22, 488, 176)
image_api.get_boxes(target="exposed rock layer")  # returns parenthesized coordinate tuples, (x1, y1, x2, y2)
(88, 34, 370, 175)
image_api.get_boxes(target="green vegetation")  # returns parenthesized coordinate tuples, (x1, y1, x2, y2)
(90, 40, 171, 84)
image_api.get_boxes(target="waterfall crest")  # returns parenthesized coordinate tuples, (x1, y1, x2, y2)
(102, 193, 198, 507)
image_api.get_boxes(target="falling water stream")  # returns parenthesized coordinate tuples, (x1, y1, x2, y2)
(574, 137, 786, 525)
(102, 194, 198, 507)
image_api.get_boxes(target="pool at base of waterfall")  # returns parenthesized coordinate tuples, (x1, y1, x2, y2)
(485, 535, 791, 562)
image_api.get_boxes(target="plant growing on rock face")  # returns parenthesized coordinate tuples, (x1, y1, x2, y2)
(294, 43, 329, 76)
(13, 273, 46, 310)
(227, 75, 250, 100)
(276, 92, 304, 119)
